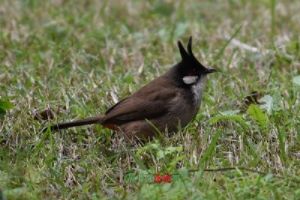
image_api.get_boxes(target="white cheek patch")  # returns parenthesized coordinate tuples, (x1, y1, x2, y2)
(183, 76, 198, 84)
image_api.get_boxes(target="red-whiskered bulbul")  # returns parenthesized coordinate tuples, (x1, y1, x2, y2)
(46, 36, 216, 140)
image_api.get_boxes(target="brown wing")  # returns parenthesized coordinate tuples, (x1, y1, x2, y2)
(105, 97, 128, 115)
(102, 77, 177, 125)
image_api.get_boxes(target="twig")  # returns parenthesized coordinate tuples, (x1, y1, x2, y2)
(214, 24, 243, 61)
(224, 35, 271, 55)
(203, 167, 268, 175)
(198, 167, 300, 184)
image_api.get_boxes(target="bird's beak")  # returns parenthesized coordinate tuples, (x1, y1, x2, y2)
(205, 67, 217, 74)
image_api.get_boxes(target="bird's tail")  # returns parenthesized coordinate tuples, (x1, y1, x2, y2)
(43, 116, 105, 132)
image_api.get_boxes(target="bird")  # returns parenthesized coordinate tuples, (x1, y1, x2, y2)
(45, 36, 216, 141)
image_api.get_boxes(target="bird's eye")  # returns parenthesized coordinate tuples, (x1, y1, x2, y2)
(188, 68, 197, 75)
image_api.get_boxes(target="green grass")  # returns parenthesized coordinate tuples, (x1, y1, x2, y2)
(1, 0, 300, 199)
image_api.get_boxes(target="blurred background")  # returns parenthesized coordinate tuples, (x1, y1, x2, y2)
(1, 0, 299, 107)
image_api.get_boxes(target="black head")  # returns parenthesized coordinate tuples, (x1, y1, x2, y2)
(173, 36, 216, 85)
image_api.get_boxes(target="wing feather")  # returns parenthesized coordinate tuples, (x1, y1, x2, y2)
(103, 78, 177, 125)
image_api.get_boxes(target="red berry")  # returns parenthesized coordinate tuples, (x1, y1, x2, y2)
(162, 174, 172, 183)
(154, 175, 162, 183)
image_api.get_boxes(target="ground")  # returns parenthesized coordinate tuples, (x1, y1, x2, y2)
(0, 0, 300, 199)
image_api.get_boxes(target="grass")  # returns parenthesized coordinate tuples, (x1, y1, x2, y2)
(0, 0, 300, 199)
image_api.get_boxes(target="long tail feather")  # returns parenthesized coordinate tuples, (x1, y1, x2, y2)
(44, 116, 104, 132)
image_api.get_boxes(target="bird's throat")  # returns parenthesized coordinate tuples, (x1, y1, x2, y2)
(191, 77, 206, 106)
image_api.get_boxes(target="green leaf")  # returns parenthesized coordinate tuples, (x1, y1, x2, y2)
(209, 114, 249, 131)
(131, 153, 147, 170)
(199, 130, 222, 168)
(0, 100, 14, 109)
(136, 141, 160, 156)
(157, 146, 183, 160)
(0, 100, 14, 115)
(278, 129, 287, 163)
(0, 107, 5, 115)
(259, 95, 273, 114)
(247, 104, 269, 131)
(293, 75, 300, 86)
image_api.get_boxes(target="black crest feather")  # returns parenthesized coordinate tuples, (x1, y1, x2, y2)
(177, 40, 189, 60)
(187, 36, 193, 56)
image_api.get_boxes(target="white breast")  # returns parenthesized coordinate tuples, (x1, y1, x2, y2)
(191, 76, 206, 106)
